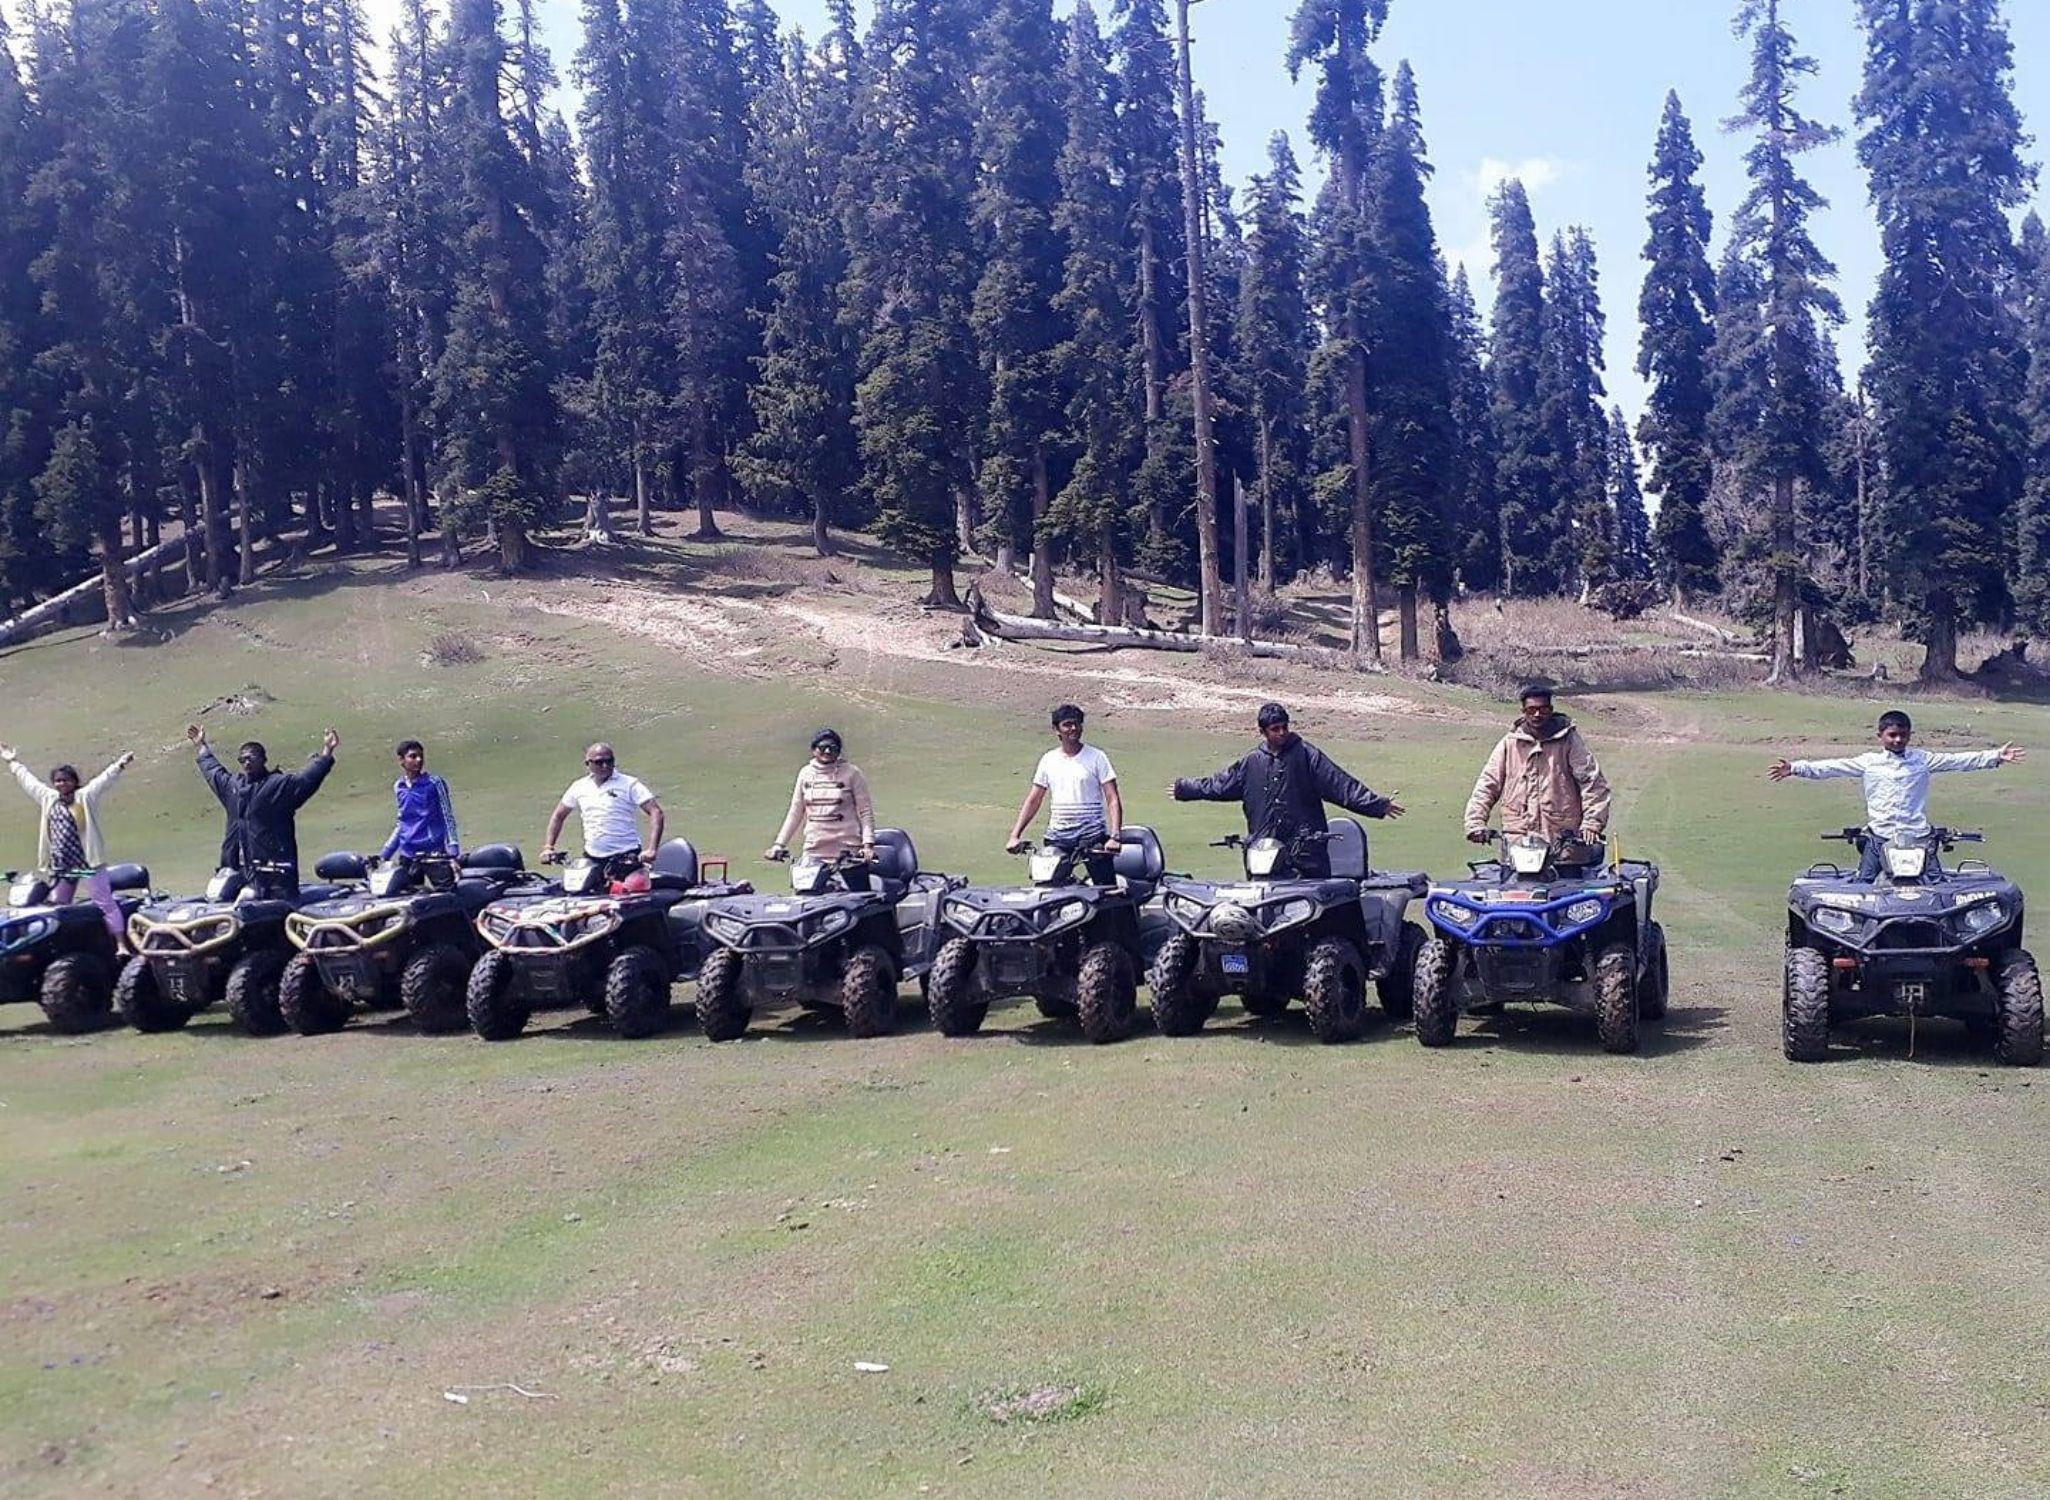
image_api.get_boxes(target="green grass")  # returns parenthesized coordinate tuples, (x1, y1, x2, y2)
(4, 552, 2050, 1499)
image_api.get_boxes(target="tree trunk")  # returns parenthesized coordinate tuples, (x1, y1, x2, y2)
(1029, 446, 1055, 620)
(498, 518, 529, 572)
(690, 411, 722, 539)
(1174, 0, 1222, 636)
(956, 485, 977, 559)
(1397, 583, 1420, 661)
(97, 517, 136, 633)
(1234, 470, 1250, 642)
(633, 452, 653, 537)
(1918, 606, 1959, 682)
(333, 478, 356, 554)
(585, 487, 615, 543)
(926, 560, 963, 610)
(399, 389, 425, 569)
(1258, 419, 1276, 593)
(1766, 472, 1797, 685)
(1097, 524, 1122, 624)
(175, 478, 199, 595)
(1432, 598, 1464, 662)
(1346, 343, 1379, 663)
(234, 458, 256, 587)
(812, 496, 833, 557)
(195, 445, 225, 594)
(1138, 213, 1168, 557)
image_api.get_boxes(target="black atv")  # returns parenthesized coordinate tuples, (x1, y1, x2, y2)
(0, 863, 152, 1033)
(691, 828, 954, 1041)
(1146, 820, 1428, 1043)
(116, 862, 343, 1035)
(1412, 832, 1666, 1054)
(465, 841, 752, 1040)
(1783, 827, 2041, 1066)
(925, 826, 1167, 1044)
(277, 846, 533, 1035)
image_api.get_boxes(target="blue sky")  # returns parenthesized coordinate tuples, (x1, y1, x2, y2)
(366, 0, 2050, 422)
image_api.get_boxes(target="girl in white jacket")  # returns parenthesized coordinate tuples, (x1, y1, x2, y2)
(2, 743, 133, 942)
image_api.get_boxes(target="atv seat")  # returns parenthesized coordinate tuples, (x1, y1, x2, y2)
(871, 828, 919, 890)
(315, 851, 368, 883)
(1326, 818, 1367, 880)
(105, 863, 150, 893)
(650, 838, 700, 891)
(1114, 826, 1166, 887)
(461, 843, 524, 872)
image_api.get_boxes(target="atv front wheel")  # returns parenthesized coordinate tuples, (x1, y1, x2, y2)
(840, 945, 898, 1038)
(1594, 942, 1639, 1054)
(1411, 936, 1458, 1047)
(1076, 941, 1137, 1044)
(1377, 923, 1425, 1020)
(465, 950, 530, 1040)
(605, 946, 673, 1039)
(39, 953, 113, 1034)
(1638, 921, 1670, 1021)
(1147, 933, 1212, 1035)
(926, 937, 987, 1037)
(1303, 937, 1367, 1044)
(1993, 949, 2044, 1067)
(115, 955, 194, 1032)
(1781, 945, 1830, 1063)
(401, 943, 472, 1034)
(693, 948, 750, 1041)
(226, 947, 291, 1036)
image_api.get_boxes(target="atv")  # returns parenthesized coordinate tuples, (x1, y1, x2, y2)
(277, 845, 534, 1035)
(925, 826, 1167, 1044)
(1783, 827, 2041, 1066)
(1412, 832, 1667, 1054)
(691, 828, 955, 1041)
(116, 861, 348, 1035)
(0, 863, 152, 1033)
(1146, 820, 1428, 1044)
(465, 840, 752, 1040)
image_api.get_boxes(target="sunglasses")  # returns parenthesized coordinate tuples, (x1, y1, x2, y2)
(238, 753, 263, 764)
(813, 745, 841, 756)
(585, 756, 614, 767)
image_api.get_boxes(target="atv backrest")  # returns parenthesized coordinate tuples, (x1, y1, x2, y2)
(1114, 825, 1166, 883)
(652, 838, 700, 889)
(461, 843, 524, 873)
(1326, 818, 1367, 880)
(872, 828, 918, 884)
(104, 863, 150, 893)
(315, 851, 368, 883)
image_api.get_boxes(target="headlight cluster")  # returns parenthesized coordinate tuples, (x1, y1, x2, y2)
(0, 915, 55, 951)
(812, 908, 855, 939)
(1167, 893, 1210, 924)
(706, 912, 749, 944)
(1955, 900, 2007, 937)
(1812, 906, 1867, 936)
(1043, 900, 1092, 933)
(1266, 898, 1317, 931)
(1429, 900, 1478, 930)
(351, 908, 411, 941)
(1562, 898, 1606, 927)
(562, 910, 621, 944)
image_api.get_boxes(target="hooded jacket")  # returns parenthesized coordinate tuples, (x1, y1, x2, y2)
(1464, 713, 1611, 841)
(197, 747, 334, 882)
(1173, 733, 1392, 867)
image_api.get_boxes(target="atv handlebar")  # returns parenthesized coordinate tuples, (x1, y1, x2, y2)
(1210, 830, 1334, 849)
(1821, 827, 1984, 848)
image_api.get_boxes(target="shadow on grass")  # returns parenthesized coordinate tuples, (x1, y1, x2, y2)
(1811, 1016, 2028, 1070)
(1443, 1000, 1728, 1058)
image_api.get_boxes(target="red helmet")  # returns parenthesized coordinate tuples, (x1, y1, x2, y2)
(612, 869, 652, 896)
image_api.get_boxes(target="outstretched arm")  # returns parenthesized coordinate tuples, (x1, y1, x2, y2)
(190, 727, 235, 806)
(85, 752, 134, 799)
(1771, 755, 1866, 782)
(1171, 757, 1246, 803)
(1310, 747, 1398, 819)
(1, 746, 52, 803)
(1925, 745, 2022, 773)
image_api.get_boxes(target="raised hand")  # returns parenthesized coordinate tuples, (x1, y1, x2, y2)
(186, 724, 207, 747)
(1998, 742, 2027, 765)
(1767, 758, 1793, 781)
(322, 728, 341, 756)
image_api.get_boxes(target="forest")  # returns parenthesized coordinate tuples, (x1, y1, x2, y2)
(0, 0, 2044, 682)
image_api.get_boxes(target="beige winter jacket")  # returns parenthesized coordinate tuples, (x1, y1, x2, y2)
(1463, 716, 1612, 841)
(774, 760, 877, 860)
(6, 753, 128, 869)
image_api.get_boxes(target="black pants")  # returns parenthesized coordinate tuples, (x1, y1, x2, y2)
(1048, 827, 1116, 886)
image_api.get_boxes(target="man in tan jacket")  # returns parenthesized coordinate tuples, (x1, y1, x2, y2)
(1463, 684, 1612, 851)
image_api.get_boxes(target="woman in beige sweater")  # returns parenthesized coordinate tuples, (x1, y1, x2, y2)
(766, 729, 877, 881)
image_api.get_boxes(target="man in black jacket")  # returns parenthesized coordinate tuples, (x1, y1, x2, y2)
(187, 722, 340, 896)
(1168, 703, 1404, 877)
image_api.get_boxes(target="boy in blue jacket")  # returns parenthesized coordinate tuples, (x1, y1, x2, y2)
(382, 739, 461, 864)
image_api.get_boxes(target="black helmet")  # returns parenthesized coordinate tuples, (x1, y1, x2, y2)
(810, 727, 843, 753)
(1050, 703, 1085, 728)
(1255, 702, 1290, 730)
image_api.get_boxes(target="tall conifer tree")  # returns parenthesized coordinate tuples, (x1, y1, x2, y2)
(1487, 179, 1555, 596)
(1237, 132, 1312, 592)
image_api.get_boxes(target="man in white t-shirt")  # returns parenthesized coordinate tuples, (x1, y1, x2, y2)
(1006, 704, 1124, 885)
(541, 742, 667, 876)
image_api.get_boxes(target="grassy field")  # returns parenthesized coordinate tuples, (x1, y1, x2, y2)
(4, 551, 2049, 1499)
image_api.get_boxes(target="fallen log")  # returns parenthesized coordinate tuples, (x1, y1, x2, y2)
(0, 533, 190, 649)
(1533, 642, 1770, 662)
(1665, 608, 1744, 647)
(967, 583, 1379, 671)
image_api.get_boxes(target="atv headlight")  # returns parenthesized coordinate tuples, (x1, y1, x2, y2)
(1, 915, 54, 950)
(942, 897, 978, 931)
(1562, 898, 1606, 927)
(1957, 900, 2006, 936)
(1507, 840, 1549, 876)
(1167, 893, 1209, 925)
(565, 910, 621, 943)
(1245, 841, 1283, 878)
(1429, 899, 1477, 930)
(706, 912, 747, 944)
(813, 908, 854, 939)
(1266, 898, 1317, 931)
(1044, 900, 1092, 933)
(1813, 906, 1860, 935)
(1884, 845, 1928, 880)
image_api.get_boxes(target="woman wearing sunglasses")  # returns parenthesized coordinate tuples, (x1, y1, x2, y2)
(766, 729, 877, 888)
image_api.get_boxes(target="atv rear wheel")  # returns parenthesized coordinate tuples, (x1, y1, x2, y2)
(226, 947, 291, 1036)
(465, 950, 530, 1040)
(1147, 933, 1212, 1035)
(1638, 921, 1670, 1021)
(1594, 942, 1639, 1054)
(693, 948, 750, 1041)
(840, 945, 898, 1038)
(1993, 949, 2044, 1067)
(115, 955, 194, 1032)
(1781, 945, 1830, 1063)
(926, 937, 987, 1037)
(604, 946, 672, 1038)
(39, 953, 113, 1034)
(1377, 923, 1425, 1020)
(1303, 937, 1367, 1044)
(1411, 936, 1458, 1047)
(401, 943, 472, 1034)
(1077, 941, 1137, 1044)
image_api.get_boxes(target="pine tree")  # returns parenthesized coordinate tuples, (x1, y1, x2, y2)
(1608, 406, 1651, 580)
(1856, 0, 2031, 680)
(1173, 0, 1224, 635)
(1043, 1, 1139, 622)
(1487, 179, 1556, 596)
(1717, 0, 1842, 683)
(2017, 212, 2050, 634)
(1539, 227, 1611, 592)
(1236, 132, 1313, 593)
(971, 0, 1069, 619)
(1445, 265, 1500, 592)
(1636, 90, 1720, 602)
(843, 0, 982, 606)
(1365, 62, 1454, 659)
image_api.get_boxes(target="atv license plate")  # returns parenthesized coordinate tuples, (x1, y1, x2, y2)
(323, 958, 379, 1000)
(1895, 982, 1927, 1008)
(1219, 951, 1251, 977)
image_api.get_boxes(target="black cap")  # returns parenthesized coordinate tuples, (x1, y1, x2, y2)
(1517, 682, 1555, 704)
(1256, 703, 1289, 729)
(1051, 703, 1085, 727)
(811, 727, 843, 751)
